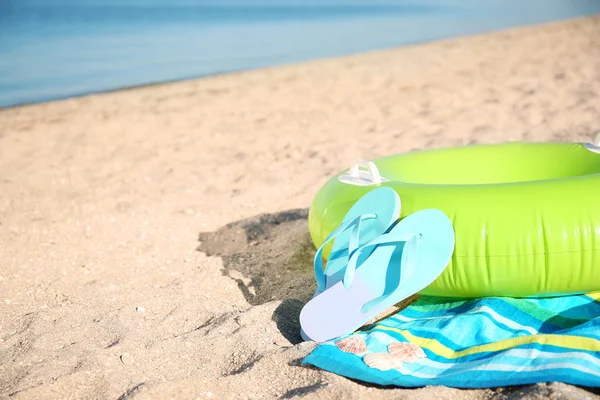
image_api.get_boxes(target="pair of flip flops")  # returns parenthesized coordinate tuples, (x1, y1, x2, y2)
(300, 187, 455, 343)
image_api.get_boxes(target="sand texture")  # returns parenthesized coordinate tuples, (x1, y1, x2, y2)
(1, 15, 600, 399)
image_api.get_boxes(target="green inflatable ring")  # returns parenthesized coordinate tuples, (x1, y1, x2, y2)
(308, 141, 600, 298)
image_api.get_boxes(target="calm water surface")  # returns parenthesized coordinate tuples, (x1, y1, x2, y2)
(1, 0, 599, 108)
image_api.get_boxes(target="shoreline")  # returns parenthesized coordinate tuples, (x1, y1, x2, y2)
(2, 14, 598, 111)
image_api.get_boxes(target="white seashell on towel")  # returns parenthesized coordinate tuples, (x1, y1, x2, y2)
(335, 336, 367, 354)
(363, 353, 403, 371)
(388, 342, 427, 362)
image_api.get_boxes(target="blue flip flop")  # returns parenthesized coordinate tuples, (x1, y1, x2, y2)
(299, 208, 455, 343)
(311, 187, 401, 296)
(300, 187, 400, 341)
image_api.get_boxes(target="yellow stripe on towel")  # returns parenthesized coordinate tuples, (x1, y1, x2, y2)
(585, 291, 600, 302)
(364, 326, 600, 359)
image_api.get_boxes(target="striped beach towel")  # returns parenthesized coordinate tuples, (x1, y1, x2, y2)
(303, 293, 600, 388)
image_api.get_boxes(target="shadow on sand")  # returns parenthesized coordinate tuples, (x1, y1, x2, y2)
(197, 208, 316, 344)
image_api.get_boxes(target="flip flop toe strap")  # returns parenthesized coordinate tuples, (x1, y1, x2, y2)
(313, 213, 377, 290)
(361, 233, 421, 313)
(342, 230, 422, 294)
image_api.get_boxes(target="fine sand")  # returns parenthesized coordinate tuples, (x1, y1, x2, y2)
(2, 15, 600, 399)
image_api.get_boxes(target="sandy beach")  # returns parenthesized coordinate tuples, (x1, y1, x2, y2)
(1, 15, 600, 399)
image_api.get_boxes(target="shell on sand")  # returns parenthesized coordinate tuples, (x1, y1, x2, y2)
(336, 336, 367, 354)
(363, 353, 403, 371)
(388, 342, 427, 362)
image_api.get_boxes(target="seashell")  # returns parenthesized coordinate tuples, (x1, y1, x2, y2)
(363, 353, 403, 371)
(336, 336, 367, 354)
(388, 342, 427, 362)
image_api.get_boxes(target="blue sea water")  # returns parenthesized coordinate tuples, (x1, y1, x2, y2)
(1, 0, 599, 108)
